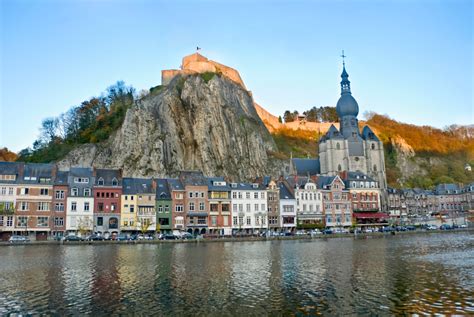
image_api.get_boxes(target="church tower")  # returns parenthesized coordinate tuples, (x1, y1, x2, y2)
(318, 54, 387, 190)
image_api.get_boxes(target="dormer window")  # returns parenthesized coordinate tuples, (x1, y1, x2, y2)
(371, 143, 376, 150)
(97, 177, 104, 186)
(112, 178, 118, 186)
(252, 183, 258, 189)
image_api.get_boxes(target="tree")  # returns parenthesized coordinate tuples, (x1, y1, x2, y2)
(40, 117, 58, 143)
(278, 116, 282, 123)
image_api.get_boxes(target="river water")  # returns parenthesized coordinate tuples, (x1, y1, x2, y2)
(0, 232, 473, 315)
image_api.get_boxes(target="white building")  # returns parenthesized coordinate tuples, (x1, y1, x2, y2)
(291, 177, 324, 227)
(0, 162, 20, 237)
(278, 181, 296, 232)
(231, 183, 267, 234)
(65, 168, 94, 235)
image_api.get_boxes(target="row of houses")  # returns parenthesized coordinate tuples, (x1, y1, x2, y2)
(387, 183, 474, 218)
(0, 162, 386, 240)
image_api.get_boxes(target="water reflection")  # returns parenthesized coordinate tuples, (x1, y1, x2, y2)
(0, 232, 472, 315)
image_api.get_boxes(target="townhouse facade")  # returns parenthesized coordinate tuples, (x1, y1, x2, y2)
(265, 178, 281, 231)
(231, 182, 267, 234)
(121, 178, 156, 233)
(278, 180, 297, 232)
(0, 162, 19, 240)
(66, 167, 95, 236)
(207, 178, 232, 236)
(291, 177, 324, 228)
(168, 178, 186, 233)
(318, 176, 352, 228)
(52, 171, 68, 238)
(156, 179, 172, 234)
(180, 172, 209, 235)
(93, 169, 122, 235)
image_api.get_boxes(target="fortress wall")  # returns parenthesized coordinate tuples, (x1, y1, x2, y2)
(161, 69, 182, 85)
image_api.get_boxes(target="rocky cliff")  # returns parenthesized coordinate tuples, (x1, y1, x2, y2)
(58, 74, 283, 179)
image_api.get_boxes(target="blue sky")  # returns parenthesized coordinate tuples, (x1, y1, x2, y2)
(1, 0, 472, 152)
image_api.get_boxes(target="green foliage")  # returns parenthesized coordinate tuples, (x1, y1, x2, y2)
(19, 81, 136, 163)
(278, 116, 283, 123)
(149, 85, 164, 96)
(200, 72, 216, 83)
(272, 128, 318, 159)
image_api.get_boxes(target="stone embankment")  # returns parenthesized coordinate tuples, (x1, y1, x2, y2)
(1, 228, 471, 247)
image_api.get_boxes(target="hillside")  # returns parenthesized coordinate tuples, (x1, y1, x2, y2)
(55, 73, 282, 180)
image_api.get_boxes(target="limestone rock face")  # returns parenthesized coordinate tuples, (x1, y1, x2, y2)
(58, 74, 282, 180)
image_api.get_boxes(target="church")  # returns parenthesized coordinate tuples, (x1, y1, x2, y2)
(290, 60, 387, 190)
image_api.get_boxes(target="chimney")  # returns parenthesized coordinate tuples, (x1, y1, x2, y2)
(152, 178, 157, 190)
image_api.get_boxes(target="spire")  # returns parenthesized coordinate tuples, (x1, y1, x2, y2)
(340, 50, 351, 95)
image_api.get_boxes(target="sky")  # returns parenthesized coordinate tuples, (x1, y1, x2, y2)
(1, 0, 472, 152)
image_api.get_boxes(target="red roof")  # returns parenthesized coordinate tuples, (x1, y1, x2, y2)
(353, 212, 389, 219)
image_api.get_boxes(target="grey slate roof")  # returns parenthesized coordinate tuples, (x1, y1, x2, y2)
(69, 167, 93, 177)
(321, 124, 344, 141)
(316, 176, 339, 189)
(285, 176, 313, 189)
(229, 182, 266, 190)
(207, 177, 230, 192)
(343, 171, 376, 188)
(167, 178, 184, 191)
(21, 163, 55, 184)
(54, 171, 69, 185)
(122, 178, 154, 195)
(435, 183, 460, 195)
(292, 158, 320, 176)
(0, 162, 22, 183)
(279, 182, 295, 200)
(156, 179, 171, 200)
(361, 126, 380, 141)
(95, 168, 122, 186)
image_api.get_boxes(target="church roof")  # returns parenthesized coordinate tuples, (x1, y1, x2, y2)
(291, 158, 320, 176)
(362, 126, 380, 141)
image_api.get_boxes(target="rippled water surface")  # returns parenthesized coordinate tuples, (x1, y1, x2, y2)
(0, 232, 473, 315)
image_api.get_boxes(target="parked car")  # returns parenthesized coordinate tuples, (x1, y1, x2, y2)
(323, 228, 333, 234)
(117, 233, 129, 241)
(440, 224, 453, 230)
(296, 230, 307, 236)
(163, 234, 178, 240)
(405, 226, 416, 231)
(459, 224, 468, 228)
(63, 235, 83, 242)
(9, 235, 30, 243)
(86, 234, 105, 241)
(309, 229, 322, 236)
(181, 232, 194, 240)
(426, 224, 438, 230)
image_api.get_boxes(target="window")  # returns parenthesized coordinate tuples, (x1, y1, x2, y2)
(54, 217, 64, 227)
(246, 217, 251, 225)
(338, 164, 342, 172)
(21, 188, 29, 195)
(255, 216, 260, 226)
(211, 216, 217, 226)
(199, 202, 205, 211)
(176, 205, 183, 212)
(38, 217, 49, 227)
(84, 202, 90, 211)
(37, 202, 49, 211)
(98, 203, 104, 211)
(97, 178, 105, 186)
(232, 192, 237, 199)
(233, 204, 237, 212)
(246, 204, 251, 212)
(326, 215, 332, 223)
(20, 202, 29, 211)
(55, 203, 64, 212)
(246, 192, 250, 199)
(39, 188, 48, 196)
(254, 192, 258, 199)
(239, 204, 243, 212)
(254, 204, 259, 211)
(261, 192, 265, 199)
(1, 187, 6, 195)
(130, 205, 135, 213)
(189, 202, 195, 211)
(74, 177, 89, 184)
(17, 216, 27, 227)
(238, 216, 243, 226)
(197, 217, 206, 225)
(158, 205, 163, 213)
(165, 205, 170, 212)
(373, 165, 377, 172)
(222, 204, 229, 212)
(97, 217, 103, 226)
(200, 192, 204, 198)
(111, 203, 117, 211)
(371, 143, 375, 150)
(71, 202, 77, 211)
(223, 216, 229, 226)
(233, 216, 238, 226)
(55, 190, 65, 199)
(112, 178, 118, 186)
(6, 216, 13, 226)
(8, 187, 13, 195)
(238, 192, 242, 199)
(84, 189, 91, 197)
(71, 188, 78, 196)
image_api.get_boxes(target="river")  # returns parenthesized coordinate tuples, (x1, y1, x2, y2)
(0, 231, 473, 315)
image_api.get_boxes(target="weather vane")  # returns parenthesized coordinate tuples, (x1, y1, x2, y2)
(341, 50, 346, 66)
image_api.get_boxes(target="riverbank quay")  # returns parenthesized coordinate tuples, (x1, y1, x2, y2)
(1, 227, 472, 246)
